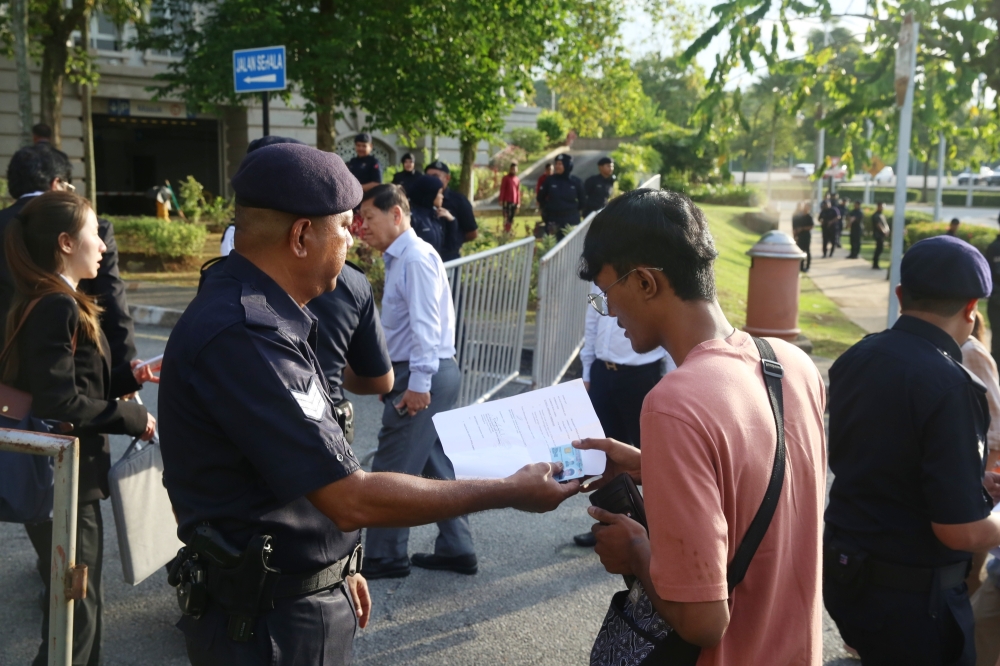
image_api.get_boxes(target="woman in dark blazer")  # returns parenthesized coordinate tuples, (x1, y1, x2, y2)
(3, 191, 156, 666)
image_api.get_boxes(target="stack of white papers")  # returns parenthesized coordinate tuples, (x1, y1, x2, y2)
(432, 379, 607, 479)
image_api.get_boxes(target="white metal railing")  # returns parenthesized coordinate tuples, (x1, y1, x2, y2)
(532, 174, 662, 387)
(444, 236, 536, 407)
(0, 428, 80, 666)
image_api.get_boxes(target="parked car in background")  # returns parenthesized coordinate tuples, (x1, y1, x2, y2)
(957, 166, 995, 185)
(823, 164, 848, 181)
(873, 166, 894, 184)
(791, 163, 815, 178)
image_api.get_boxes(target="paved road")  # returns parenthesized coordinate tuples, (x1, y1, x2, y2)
(0, 324, 856, 665)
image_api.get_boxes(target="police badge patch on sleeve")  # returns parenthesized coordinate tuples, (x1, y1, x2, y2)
(289, 378, 326, 421)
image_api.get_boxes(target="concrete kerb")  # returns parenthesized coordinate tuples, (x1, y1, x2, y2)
(129, 304, 184, 329)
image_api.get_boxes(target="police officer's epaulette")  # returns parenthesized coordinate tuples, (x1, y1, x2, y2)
(940, 348, 989, 392)
(343, 260, 365, 275)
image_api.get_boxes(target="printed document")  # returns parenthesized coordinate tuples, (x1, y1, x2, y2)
(432, 379, 607, 479)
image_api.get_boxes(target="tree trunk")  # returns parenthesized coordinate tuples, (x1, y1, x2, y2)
(315, 91, 336, 152)
(40, 39, 68, 149)
(81, 12, 97, 210)
(922, 158, 929, 203)
(430, 134, 438, 162)
(11, 0, 32, 146)
(459, 133, 476, 200)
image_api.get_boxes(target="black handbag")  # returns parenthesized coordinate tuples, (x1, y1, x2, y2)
(590, 337, 788, 666)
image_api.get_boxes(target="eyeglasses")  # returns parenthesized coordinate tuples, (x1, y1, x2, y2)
(587, 267, 663, 316)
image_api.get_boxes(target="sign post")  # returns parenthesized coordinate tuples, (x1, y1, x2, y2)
(887, 13, 918, 328)
(233, 46, 287, 137)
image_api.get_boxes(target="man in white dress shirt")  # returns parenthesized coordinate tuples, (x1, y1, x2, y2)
(573, 282, 675, 547)
(358, 184, 477, 579)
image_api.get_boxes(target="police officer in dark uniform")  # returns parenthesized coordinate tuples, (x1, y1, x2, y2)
(425, 160, 478, 261)
(582, 156, 616, 216)
(346, 133, 382, 192)
(824, 235, 1000, 666)
(159, 143, 579, 666)
(985, 214, 1000, 366)
(538, 153, 585, 240)
(391, 152, 422, 190)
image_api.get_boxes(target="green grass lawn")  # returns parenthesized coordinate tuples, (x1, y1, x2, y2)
(700, 204, 868, 359)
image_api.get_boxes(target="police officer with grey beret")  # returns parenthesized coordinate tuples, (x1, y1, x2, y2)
(825, 235, 1000, 665)
(159, 143, 579, 665)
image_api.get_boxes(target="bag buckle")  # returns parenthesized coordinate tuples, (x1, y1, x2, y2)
(762, 359, 784, 378)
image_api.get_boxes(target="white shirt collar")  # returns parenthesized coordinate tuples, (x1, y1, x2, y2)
(19, 191, 44, 199)
(384, 228, 417, 260)
(58, 274, 76, 291)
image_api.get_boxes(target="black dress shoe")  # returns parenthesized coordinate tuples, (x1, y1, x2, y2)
(573, 532, 597, 547)
(362, 556, 410, 579)
(410, 552, 478, 575)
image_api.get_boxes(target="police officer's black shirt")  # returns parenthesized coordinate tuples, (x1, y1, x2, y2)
(818, 207, 839, 227)
(307, 261, 391, 402)
(392, 168, 422, 189)
(986, 236, 1000, 302)
(347, 154, 382, 186)
(539, 173, 585, 220)
(826, 315, 992, 568)
(160, 251, 360, 573)
(440, 189, 477, 262)
(583, 174, 616, 213)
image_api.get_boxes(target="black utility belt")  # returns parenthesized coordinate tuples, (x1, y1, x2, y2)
(169, 524, 363, 642)
(824, 543, 968, 593)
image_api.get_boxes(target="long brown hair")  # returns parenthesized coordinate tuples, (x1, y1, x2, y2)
(3, 192, 103, 381)
(972, 309, 986, 344)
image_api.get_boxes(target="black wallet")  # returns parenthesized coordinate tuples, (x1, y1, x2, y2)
(589, 473, 647, 587)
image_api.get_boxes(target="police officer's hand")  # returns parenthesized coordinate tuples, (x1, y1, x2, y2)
(436, 207, 455, 222)
(572, 437, 641, 492)
(140, 412, 156, 442)
(398, 390, 431, 417)
(346, 574, 371, 629)
(985, 471, 1000, 504)
(588, 506, 649, 577)
(506, 462, 580, 512)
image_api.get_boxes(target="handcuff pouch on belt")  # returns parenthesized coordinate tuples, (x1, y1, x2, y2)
(168, 524, 364, 642)
(333, 398, 354, 445)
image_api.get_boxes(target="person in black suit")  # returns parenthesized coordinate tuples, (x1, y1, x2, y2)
(0, 143, 136, 369)
(3, 191, 157, 666)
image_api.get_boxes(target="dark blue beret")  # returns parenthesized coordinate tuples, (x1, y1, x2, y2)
(231, 143, 362, 217)
(247, 135, 304, 154)
(901, 235, 992, 300)
(355, 133, 372, 143)
(597, 157, 613, 166)
(425, 160, 450, 174)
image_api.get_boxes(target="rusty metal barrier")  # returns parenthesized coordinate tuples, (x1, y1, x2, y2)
(0, 428, 80, 666)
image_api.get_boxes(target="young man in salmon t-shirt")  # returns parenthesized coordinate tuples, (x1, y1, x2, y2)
(574, 189, 827, 665)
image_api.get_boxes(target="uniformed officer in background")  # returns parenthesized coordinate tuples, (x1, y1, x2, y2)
(347, 132, 382, 192)
(424, 160, 478, 261)
(824, 235, 1000, 666)
(159, 143, 578, 666)
(391, 152, 422, 190)
(582, 156, 616, 216)
(537, 153, 585, 240)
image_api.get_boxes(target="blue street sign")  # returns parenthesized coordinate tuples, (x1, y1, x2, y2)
(233, 46, 287, 94)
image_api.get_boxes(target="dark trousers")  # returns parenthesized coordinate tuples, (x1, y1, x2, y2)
(547, 213, 581, 241)
(989, 298, 1000, 368)
(502, 202, 517, 232)
(822, 225, 836, 257)
(849, 223, 862, 258)
(180, 585, 357, 666)
(825, 575, 975, 665)
(873, 238, 885, 268)
(796, 231, 812, 272)
(589, 360, 664, 447)
(25, 500, 104, 666)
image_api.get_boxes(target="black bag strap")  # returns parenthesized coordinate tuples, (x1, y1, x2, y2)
(727, 336, 787, 592)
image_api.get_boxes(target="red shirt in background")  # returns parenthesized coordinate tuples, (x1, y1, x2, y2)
(535, 173, 549, 197)
(500, 175, 521, 205)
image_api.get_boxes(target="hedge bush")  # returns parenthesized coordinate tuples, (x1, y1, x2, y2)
(509, 127, 547, 154)
(611, 142, 663, 192)
(110, 217, 208, 259)
(537, 110, 570, 145)
(837, 186, 921, 203)
(677, 183, 760, 207)
(940, 190, 1000, 207)
(906, 222, 995, 253)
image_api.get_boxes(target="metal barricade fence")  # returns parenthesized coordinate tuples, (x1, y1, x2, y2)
(0, 428, 80, 666)
(444, 236, 536, 407)
(532, 174, 662, 387)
